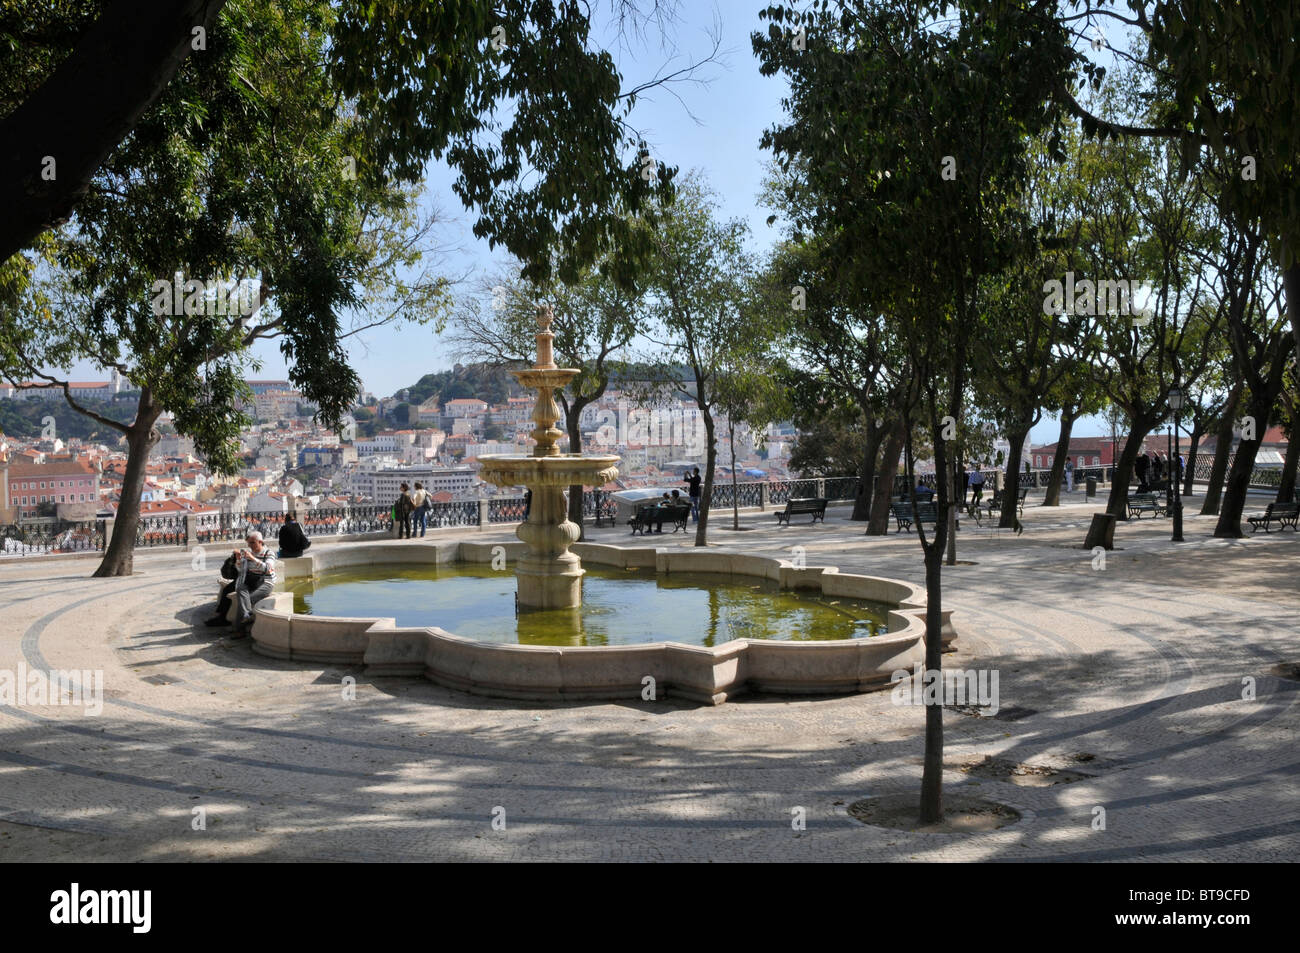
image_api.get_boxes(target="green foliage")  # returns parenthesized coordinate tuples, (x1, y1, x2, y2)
(0, 394, 135, 441)
(329, 0, 675, 285)
(405, 364, 515, 407)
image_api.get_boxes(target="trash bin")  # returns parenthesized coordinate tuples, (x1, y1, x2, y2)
(1086, 476, 1097, 498)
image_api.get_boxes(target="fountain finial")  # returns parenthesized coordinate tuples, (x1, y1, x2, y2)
(536, 304, 554, 332)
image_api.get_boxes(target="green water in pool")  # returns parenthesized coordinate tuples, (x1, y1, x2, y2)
(283, 563, 892, 647)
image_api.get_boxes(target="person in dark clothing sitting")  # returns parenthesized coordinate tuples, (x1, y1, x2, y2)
(653, 492, 672, 533)
(278, 511, 310, 558)
(205, 552, 241, 626)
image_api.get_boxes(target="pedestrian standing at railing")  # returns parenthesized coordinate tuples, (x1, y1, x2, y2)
(685, 467, 702, 523)
(411, 482, 429, 537)
(394, 483, 414, 539)
(1064, 457, 1075, 493)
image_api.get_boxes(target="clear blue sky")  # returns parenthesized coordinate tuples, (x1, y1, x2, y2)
(59, 0, 1084, 445)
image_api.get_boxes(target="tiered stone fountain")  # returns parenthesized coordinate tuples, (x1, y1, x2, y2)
(476, 306, 620, 609)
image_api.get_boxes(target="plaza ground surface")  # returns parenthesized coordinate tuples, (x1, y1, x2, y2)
(0, 488, 1296, 862)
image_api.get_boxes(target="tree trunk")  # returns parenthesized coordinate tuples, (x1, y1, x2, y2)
(919, 537, 944, 823)
(1182, 416, 1203, 498)
(944, 452, 958, 565)
(1213, 403, 1269, 538)
(867, 418, 905, 534)
(916, 402, 950, 825)
(1216, 362, 1288, 534)
(1276, 398, 1298, 504)
(729, 419, 739, 530)
(1042, 412, 1076, 506)
(852, 416, 882, 521)
(1200, 387, 1240, 515)
(694, 409, 716, 547)
(1103, 421, 1156, 522)
(93, 392, 162, 576)
(998, 428, 1029, 529)
(565, 402, 586, 541)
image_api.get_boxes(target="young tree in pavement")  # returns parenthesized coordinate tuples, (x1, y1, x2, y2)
(755, 0, 1075, 823)
(712, 300, 792, 532)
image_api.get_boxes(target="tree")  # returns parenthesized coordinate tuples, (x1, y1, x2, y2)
(4, 0, 703, 574)
(760, 232, 904, 525)
(713, 313, 791, 531)
(755, 0, 1073, 823)
(1, 1, 698, 269)
(0, 0, 449, 575)
(639, 174, 756, 547)
(0, 0, 228, 261)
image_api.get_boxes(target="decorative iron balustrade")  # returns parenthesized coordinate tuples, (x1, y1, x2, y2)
(489, 497, 528, 523)
(0, 518, 106, 557)
(823, 477, 859, 501)
(426, 500, 479, 528)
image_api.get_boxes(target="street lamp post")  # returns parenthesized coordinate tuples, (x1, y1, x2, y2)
(1168, 385, 1185, 542)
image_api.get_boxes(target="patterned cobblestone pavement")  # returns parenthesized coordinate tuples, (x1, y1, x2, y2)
(1, 493, 1296, 861)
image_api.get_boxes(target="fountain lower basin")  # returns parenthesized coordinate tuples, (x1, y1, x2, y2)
(249, 541, 957, 705)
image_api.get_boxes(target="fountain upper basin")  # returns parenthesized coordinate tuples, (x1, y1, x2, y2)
(477, 453, 620, 488)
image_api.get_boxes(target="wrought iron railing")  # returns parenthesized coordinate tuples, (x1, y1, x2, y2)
(0, 518, 106, 556)
(488, 496, 528, 523)
(426, 500, 478, 528)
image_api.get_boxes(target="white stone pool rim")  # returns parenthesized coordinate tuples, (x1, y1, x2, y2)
(249, 540, 957, 705)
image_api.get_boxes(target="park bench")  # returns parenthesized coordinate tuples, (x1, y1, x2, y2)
(1247, 501, 1300, 532)
(775, 497, 828, 525)
(891, 500, 958, 533)
(981, 485, 1028, 520)
(629, 502, 690, 535)
(1127, 492, 1169, 519)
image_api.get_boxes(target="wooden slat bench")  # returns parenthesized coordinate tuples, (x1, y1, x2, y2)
(629, 502, 690, 535)
(891, 500, 958, 533)
(1127, 492, 1169, 519)
(1247, 501, 1300, 532)
(775, 497, 828, 525)
(982, 485, 1029, 520)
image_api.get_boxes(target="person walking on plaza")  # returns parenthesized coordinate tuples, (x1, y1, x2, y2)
(685, 467, 702, 522)
(969, 467, 986, 505)
(230, 532, 275, 638)
(1064, 457, 1075, 493)
(410, 482, 429, 537)
(394, 482, 414, 539)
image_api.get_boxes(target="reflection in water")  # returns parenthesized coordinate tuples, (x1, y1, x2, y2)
(285, 563, 892, 648)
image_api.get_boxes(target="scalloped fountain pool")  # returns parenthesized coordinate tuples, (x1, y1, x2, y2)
(283, 563, 892, 647)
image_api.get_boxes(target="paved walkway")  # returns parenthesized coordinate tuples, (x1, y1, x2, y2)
(0, 492, 1296, 861)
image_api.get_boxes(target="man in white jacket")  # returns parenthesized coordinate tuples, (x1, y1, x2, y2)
(410, 482, 429, 538)
(231, 531, 276, 638)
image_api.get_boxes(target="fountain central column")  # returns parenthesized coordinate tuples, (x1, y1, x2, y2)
(476, 305, 620, 610)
